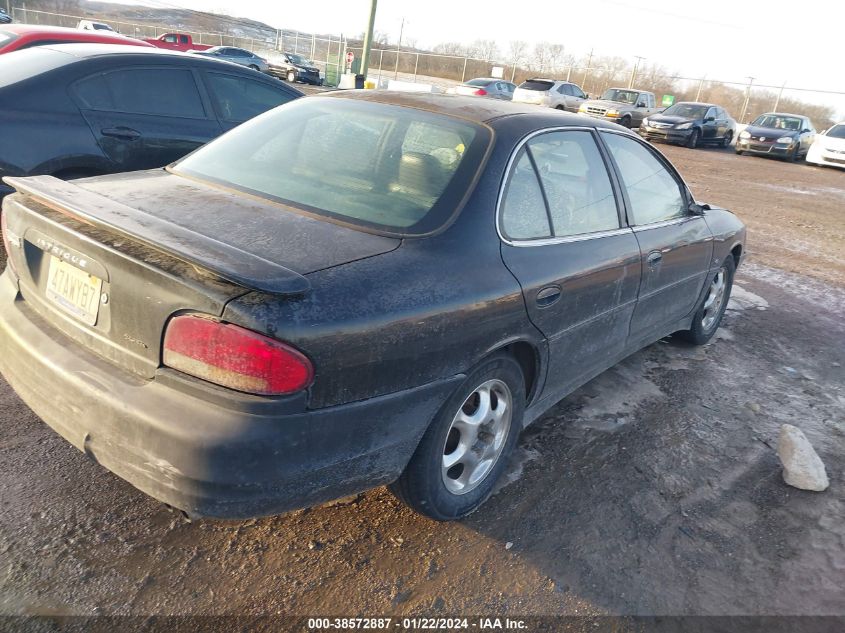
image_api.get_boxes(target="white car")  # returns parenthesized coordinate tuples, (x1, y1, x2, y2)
(77, 20, 115, 32)
(512, 78, 589, 113)
(806, 122, 845, 169)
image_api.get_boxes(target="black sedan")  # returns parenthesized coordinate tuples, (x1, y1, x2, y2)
(0, 92, 745, 521)
(737, 112, 816, 161)
(268, 51, 323, 85)
(0, 44, 302, 197)
(640, 102, 736, 149)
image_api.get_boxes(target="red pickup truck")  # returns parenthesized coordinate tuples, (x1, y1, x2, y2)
(142, 33, 212, 52)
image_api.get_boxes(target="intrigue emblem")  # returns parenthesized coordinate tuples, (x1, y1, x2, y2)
(36, 237, 89, 269)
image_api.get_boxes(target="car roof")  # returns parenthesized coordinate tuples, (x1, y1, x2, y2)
(673, 101, 718, 107)
(0, 25, 154, 47)
(322, 90, 624, 127)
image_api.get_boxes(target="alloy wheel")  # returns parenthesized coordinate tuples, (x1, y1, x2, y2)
(441, 379, 512, 495)
(701, 267, 727, 330)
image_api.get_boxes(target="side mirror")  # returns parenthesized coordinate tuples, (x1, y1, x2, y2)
(637, 102, 646, 108)
(689, 202, 711, 216)
(704, 116, 715, 122)
(801, 128, 811, 134)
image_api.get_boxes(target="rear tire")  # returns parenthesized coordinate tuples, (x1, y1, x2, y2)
(389, 353, 525, 521)
(677, 255, 735, 345)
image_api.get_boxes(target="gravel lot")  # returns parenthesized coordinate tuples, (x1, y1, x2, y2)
(0, 132, 843, 621)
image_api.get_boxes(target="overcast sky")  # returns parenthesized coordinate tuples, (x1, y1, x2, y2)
(105, 0, 844, 115)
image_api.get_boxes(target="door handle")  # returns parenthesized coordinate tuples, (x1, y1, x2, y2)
(646, 251, 663, 268)
(101, 127, 141, 141)
(536, 286, 562, 308)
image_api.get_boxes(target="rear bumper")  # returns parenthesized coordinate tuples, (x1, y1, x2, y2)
(0, 272, 461, 518)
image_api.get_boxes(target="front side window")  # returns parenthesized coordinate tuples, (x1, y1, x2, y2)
(601, 132, 686, 225)
(205, 73, 295, 122)
(74, 68, 205, 118)
(174, 98, 489, 236)
(162, 34, 177, 43)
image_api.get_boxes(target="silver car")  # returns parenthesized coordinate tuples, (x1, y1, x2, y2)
(452, 78, 516, 100)
(512, 78, 589, 113)
(192, 46, 270, 74)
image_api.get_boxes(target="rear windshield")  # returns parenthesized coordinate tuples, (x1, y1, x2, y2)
(0, 46, 73, 87)
(466, 78, 494, 87)
(173, 97, 490, 236)
(519, 80, 553, 91)
(826, 124, 845, 139)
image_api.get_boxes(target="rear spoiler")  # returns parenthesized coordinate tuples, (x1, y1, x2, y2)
(3, 175, 310, 296)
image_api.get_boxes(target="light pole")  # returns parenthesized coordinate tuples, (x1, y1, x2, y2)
(773, 80, 787, 112)
(360, 0, 378, 80)
(394, 17, 405, 80)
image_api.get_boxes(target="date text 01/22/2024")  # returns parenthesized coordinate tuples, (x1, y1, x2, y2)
(307, 618, 528, 630)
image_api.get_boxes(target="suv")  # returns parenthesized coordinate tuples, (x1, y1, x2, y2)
(578, 87, 661, 128)
(512, 78, 588, 113)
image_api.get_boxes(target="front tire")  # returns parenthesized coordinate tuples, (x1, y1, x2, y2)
(287, 70, 296, 83)
(686, 129, 700, 149)
(389, 353, 525, 521)
(721, 132, 733, 148)
(788, 144, 800, 163)
(620, 115, 632, 129)
(677, 256, 735, 345)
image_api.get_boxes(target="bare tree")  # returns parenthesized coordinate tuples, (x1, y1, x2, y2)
(508, 40, 529, 65)
(433, 41, 467, 56)
(467, 39, 499, 61)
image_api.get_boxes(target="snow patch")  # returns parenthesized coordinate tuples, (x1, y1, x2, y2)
(727, 284, 769, 311)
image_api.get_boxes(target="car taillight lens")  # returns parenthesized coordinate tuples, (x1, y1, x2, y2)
(474, 88, 488, 96)
(1, 208, 18, 276)
(163, 315, 313, 396)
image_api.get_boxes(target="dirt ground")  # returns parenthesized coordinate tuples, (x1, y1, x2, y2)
(0, 141, 843, 624)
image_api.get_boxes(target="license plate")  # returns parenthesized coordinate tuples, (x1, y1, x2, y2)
(46, 256, 103, 326)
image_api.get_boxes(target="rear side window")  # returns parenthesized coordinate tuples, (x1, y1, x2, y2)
(74, 68, 206, 118)
(827, 125, 845, 139)
(501, 149, 551, 240)
(601, 132, 686, 225)
(180, 35, 189, 44)
(519, 80, 553, 91)
(529, 131, 619, 237)
(205, 73, 295, 122)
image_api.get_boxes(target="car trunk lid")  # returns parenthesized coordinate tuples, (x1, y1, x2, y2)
(2, 170, 399, 379)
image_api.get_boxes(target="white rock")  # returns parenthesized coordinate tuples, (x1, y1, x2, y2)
(777, 425, 829, 492)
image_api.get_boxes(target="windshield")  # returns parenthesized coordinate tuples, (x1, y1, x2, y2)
(288, 53, 310, 65)
(661, 103, 708, 118)
(601, 88, 639, 104)
(826, 124, 845, 139)
(751, 114, 803, 131)
(173, 98, 490, 236)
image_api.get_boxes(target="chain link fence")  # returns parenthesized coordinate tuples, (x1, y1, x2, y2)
(8, 6, 843, 126)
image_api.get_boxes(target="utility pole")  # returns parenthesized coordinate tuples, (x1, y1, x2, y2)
(695, 76, 705, 101)
(360, 0, 378, 80)
(628, 55, 645, 89)
(581, 48, 593, 89)
(773, 80, 787, 112)
(740, 76, 755, 123)
(394, 17, 404, 80)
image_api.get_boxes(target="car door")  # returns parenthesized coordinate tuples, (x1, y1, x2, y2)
(702, 106, 719, 142)
(72, 66, 222, 172)
(202, 70, 299, 131)
(498, 129, 642, 399)
(599, 130, 713, 347)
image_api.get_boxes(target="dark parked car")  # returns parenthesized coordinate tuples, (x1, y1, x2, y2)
(0, 92, 745, 521)
(0, 8, 12, 24)
(0, 44, 302, 197)
(268, 51, 322, 85)
(452, 78, 516, 100)
(640, 102, 736, 149)
(737, 112, 816, 161)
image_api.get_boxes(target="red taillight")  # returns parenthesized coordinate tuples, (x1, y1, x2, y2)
(474, 88, 488, 96)
(1, 208, 18, 276)
(163, 315, 314, 396)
